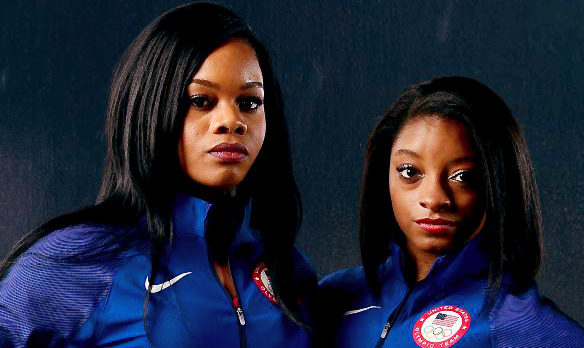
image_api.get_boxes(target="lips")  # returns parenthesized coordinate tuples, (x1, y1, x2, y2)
(415, 218, 454, 233)
(208, 142, 248, 162)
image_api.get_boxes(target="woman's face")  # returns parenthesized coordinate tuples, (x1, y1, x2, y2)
(178, 39, 266, 189)
(389, 116, 485, 261)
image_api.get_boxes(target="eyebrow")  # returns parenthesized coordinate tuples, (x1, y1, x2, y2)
(393, 149, 420, 158)
(393, 149, 477, 165)
(447, 156, 478, 166)
(190, 78, 263, 89)
(242, 81, 263, 89)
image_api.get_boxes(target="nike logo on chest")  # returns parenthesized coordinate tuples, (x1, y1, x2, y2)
(145, 272, 192, 293)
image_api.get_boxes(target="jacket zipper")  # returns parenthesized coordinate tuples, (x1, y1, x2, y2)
(374, 287, 412, 348)
(207, 252, 247, 348)
(231, 268, 247, 348)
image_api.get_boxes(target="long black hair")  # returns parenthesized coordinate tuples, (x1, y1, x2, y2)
(1, 2, 305, 325)
(360, 76, 543, 309)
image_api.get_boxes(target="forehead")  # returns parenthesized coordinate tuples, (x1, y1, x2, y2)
(392, 116, 476, 159)
(193, 39, 262, 82)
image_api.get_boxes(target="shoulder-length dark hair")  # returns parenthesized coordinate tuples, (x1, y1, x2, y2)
(1, 2, 304, 324)
(360, 76, 542, 304)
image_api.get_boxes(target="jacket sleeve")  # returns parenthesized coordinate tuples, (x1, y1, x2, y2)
(0, 227, 117, 348)
(491, 284, 584, 347)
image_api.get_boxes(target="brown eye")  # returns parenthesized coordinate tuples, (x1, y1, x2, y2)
(237, 97, 263, 112)
(397, 165, 419, 180)
(189, 96, 214, 109)
(449, 170, 479, 186)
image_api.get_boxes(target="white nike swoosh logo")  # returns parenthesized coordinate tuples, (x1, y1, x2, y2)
(145, 272, 192, 293)
(343, 306, 381, 316)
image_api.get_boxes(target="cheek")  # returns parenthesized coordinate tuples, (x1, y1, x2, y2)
(182, 117, 205, 142)
(178, 137, 185, 170)
(177, 117, 205, 172)
(389, 177, 411, 225)
(249, 115, 267, 155)
(456, 190, 485, 220)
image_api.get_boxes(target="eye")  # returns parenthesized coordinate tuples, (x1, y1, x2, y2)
(449, 170, 476, 184)
(237, 97, 263, 112)
(396, 164, 420, 180)
(189, 95, 214, 109)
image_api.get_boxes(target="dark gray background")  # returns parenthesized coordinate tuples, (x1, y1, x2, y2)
(2, 1, 583, 326)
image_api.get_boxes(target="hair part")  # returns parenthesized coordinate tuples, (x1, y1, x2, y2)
(360, 76, 543, 312)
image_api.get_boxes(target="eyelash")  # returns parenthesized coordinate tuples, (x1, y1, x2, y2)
(187, 95, 264, 112)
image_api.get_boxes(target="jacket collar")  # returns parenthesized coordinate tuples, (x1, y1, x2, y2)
(171, 192, 258, 247)
(172, 192, 212, 237)
(381, 231, 492, 295)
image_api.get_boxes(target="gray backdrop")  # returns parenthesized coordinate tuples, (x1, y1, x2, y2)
(2, 1, 583, 326)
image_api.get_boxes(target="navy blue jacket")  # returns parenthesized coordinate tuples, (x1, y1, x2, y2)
(0, 193, 316, 347)
(318, 234, 584, 347)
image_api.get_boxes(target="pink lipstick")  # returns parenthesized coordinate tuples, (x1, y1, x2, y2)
(209, 143, 248, 162)
(415, 218, 454, 233)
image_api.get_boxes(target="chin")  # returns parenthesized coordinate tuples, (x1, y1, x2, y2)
(204, 174, 246, 190)
(421, 237, 457, 255)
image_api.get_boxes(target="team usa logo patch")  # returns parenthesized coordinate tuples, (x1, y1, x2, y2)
(412, 305, 471, 347)
(252, 262, 277, 304)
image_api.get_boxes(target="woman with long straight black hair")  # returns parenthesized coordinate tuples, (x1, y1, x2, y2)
(0, 3, 316, 347)
(317, 77, 584, 347)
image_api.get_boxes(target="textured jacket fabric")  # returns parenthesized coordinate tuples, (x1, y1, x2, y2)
(317, 234, 584, 347)
(0, 193, 316, 347)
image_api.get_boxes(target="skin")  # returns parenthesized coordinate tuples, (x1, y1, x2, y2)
(389, 116, 486, 281)
(178, 39, 266, 300)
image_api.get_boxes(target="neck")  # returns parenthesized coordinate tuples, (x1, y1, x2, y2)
(405, 245, 440, 282)
(414, 257, 435, 281)
(180, 178, 237, 202)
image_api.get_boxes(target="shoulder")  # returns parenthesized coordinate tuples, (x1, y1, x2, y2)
(318, 266, 374, 316)
(319, 266, 369, 297)
(0, 224, 147, 346)
(491, 282, 584, 347)
(284, 247, 318, 312)
(315, 266, 374, 345)
(14, 222, 147, 257)
(289, 247, 318, 284)
(5, 224, 137, 277)
(318, 246, 403, 305)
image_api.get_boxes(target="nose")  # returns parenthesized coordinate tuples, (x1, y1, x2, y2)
(210, 103, 247, 135)
(419, 176, 452, 212)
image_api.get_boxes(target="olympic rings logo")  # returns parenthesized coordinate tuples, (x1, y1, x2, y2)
(413, 306, 471, 348)
(423, 325, 453, 340)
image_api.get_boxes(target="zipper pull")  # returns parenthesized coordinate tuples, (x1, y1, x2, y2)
(380, 322, 390, 339)
(236, 307, 246, 326)
(233, 296, 246, 326)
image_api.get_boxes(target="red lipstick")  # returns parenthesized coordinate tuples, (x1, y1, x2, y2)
(415, 218, 454, 233)
(209, 143, 248, 162)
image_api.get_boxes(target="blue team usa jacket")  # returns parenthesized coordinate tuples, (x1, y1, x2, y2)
(0, 193, 316, 347)
(317, 233, 584, 347)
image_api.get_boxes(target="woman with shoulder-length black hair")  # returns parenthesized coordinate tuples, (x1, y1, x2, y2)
(317, 76, 584, 347)
(0, 3, 316, 347)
